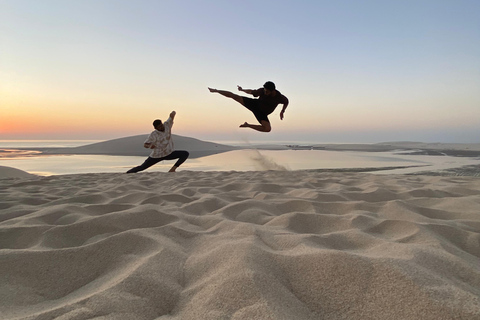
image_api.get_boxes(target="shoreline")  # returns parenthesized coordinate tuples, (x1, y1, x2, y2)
(2, 138, 480, 158)
(1, 164, 480, 180)
(1, 139, 480, 178)
(8, 145, 480, 158)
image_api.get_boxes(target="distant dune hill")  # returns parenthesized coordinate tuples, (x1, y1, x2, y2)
(0, 165, 35, 179)
(40, 134, 238, 158)
(18, 137, 480, 159)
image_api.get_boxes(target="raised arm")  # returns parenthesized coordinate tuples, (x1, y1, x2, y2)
(166, 111, 176, 127)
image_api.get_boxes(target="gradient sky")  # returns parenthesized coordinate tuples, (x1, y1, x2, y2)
(1, 0, 479, 143)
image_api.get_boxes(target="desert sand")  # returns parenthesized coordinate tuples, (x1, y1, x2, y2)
(1, 169, 479, 319)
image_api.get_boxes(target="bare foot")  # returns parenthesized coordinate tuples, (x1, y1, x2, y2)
(239, 122, 250, 128)
(208, 87, 217, 93)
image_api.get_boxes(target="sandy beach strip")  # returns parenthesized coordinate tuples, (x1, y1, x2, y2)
(1, 169, 479, 319)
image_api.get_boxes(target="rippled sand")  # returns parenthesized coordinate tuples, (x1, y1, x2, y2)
(1, 171, 479, 319)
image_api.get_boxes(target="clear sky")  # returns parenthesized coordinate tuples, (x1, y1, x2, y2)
(1, 0, 479, 143)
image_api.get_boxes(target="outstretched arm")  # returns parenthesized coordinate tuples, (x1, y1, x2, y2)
(170, 111, 176, 121)
(237, 85, 254, 95)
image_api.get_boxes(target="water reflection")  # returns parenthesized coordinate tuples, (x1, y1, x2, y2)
(1, 149, 478, 176)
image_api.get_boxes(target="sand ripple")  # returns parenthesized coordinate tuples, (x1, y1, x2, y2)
(1, 171, 479, 319)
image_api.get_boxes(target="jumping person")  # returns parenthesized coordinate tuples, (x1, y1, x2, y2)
(208, 81, 289, 132)
(126, 111, 189, 173)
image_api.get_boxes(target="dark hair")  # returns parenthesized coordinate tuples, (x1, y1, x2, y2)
(263, 81, 276, 91)
(153, 119, 162, 128)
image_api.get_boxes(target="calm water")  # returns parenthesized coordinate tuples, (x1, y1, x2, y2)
(0, 140, 100, 148)
(1, 147, 479, 176)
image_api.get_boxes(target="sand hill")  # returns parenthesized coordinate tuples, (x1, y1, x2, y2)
(37, 134, 238, 158)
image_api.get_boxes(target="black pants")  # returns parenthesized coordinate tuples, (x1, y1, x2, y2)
(242, 97, 270, 124)
(126, 150, 189, 173)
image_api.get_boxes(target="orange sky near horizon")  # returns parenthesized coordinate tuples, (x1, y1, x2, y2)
(2, 86, 479, 141)
(1, 1, 479, 143)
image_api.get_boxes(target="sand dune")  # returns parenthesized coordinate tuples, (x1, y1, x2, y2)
(22, 134, 480, 159)
(36, 134, 238, 158)
(0, 166, 34, 179)
(1, 170, 479, 319)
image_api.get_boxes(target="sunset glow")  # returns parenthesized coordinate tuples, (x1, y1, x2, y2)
(1, 0, 479, 143)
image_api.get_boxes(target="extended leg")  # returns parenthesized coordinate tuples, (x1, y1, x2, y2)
(208, 88, 245, 105)
(126, 157, 162, 173)
(163, 150, 190, 172)
(209, 87, 272, 133)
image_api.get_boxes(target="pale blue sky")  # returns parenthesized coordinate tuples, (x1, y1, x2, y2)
(1, 0, 479, 143)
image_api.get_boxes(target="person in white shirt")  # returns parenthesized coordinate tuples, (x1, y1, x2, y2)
(126, 111, 189, 173)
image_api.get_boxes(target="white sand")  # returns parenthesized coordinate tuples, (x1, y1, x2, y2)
(1, 170, 479, 319)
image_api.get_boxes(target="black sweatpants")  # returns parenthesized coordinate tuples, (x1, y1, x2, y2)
(126, 150, 189, 173)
